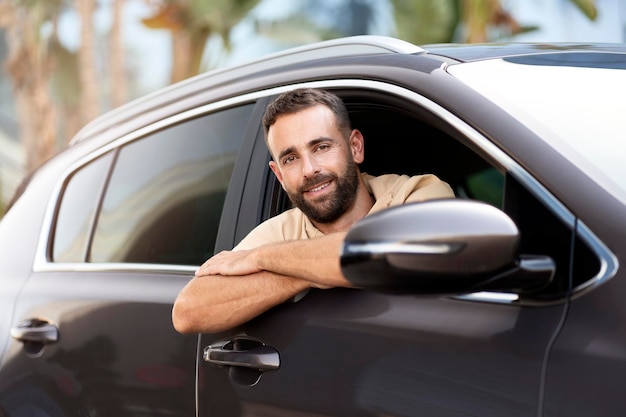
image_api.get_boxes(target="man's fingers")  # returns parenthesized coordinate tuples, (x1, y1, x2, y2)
(195, 249, 261, 277)
(195, 262, 218, 277)
(195, 250, 230, 276)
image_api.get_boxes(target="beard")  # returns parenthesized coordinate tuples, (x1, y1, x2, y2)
(285, 157, 360, 224)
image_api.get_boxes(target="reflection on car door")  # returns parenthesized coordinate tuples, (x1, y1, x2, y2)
(198, 287, 566, 416)
(0, 103, 256, 416)
(1, 271, 198, 417)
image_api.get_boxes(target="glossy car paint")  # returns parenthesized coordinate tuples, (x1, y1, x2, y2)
(0, 37, 624, 416)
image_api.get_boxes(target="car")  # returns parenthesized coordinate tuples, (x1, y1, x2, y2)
(1, 35, 625, 417)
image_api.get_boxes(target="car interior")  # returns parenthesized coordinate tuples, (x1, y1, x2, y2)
(269, 88, 506, 217)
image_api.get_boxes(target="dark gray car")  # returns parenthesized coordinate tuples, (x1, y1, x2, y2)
(1, 36, 624, 417)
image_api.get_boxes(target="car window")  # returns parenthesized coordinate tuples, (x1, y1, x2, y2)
(53, 152, 115, 262)
(504, 174, 601, 298)
(344, 98, 504, 207)
(266, 95, 506, 216)
(53, 103, 254, 265)
(264, 89, 601, 301)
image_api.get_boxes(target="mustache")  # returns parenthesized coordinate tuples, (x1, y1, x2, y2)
(298, 173, 336, 193)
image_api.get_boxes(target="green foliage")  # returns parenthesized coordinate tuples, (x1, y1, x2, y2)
(392, 0, 459, 44)
(571, 0, 598, 20)
(187, 0, 261, 47)
(0, 183, 5, 221)
(391, 0, 597, 45)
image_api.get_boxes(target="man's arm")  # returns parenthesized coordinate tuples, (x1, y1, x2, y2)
(173, 233, 353, 334)
(172, 270, 311, 334)
(195, 232, 350, 287)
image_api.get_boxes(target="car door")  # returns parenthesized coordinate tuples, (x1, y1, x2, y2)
(0, 101, 260, 416)
(195, 83, 583, 417)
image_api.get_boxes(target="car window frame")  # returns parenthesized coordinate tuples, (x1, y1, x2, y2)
(239, 80, 617, 306)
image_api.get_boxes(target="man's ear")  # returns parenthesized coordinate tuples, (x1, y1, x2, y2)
(349, 129, 365, 164)
(269, 160, 285, 188)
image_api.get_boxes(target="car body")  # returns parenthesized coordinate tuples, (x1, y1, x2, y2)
(1, 35, 625, 416)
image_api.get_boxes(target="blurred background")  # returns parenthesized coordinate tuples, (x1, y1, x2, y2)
(0, 0, 622, 218)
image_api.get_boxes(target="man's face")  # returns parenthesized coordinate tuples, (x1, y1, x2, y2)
(267, 105, 364, 224)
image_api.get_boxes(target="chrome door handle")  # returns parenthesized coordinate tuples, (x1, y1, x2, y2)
(10, 318, 59, 344)
(204, 337, 280, 371)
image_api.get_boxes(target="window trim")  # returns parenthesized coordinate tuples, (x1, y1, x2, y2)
(33, 80, 618, 307)
(35, 93, 264, 274)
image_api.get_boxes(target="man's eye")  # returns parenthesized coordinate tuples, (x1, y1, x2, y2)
(315, 144, 330, 152)
(283, 156, 295, 165)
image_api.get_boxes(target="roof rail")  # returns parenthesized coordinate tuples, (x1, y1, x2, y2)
(219, 35, 423, 78)
(255, 35, 424, 61)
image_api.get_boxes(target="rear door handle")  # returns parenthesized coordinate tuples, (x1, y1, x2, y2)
(11, 318, 59, 344)
(204, 337, 279, 371)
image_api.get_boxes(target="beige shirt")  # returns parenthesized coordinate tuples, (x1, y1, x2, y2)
(234, 173, 454, 250)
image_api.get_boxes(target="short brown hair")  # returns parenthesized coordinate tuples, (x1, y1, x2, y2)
(262, 88, 352, 139)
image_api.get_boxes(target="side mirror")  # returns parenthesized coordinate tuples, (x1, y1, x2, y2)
(340, 199, 554, 295)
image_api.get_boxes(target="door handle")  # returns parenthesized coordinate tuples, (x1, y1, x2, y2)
(11, 318, 59, 344)
(204, 337, 280, 371)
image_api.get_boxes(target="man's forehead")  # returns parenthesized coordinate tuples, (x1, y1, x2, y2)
(268, 106, 338, 148)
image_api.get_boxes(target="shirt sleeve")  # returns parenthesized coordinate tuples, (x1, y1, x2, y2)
(231, 207, 309, 251)
(367, 173, 455, 213)
(402, 174, 455, 204)
(232, 217, 285, 251)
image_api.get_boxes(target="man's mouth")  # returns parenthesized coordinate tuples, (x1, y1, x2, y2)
(306, 181, 331, 194)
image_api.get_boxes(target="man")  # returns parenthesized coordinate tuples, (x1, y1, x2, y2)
(172, 88, 454, 334)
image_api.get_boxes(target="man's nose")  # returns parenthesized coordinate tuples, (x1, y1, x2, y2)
(301, 154, 320, 177)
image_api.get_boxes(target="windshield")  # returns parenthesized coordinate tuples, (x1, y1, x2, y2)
(447, 53, 626, 205)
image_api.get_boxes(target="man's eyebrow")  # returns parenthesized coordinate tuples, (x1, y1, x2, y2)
(277, 137, 334, 161)
(277, 146, 296, 161)
(309, 137, 332, 146)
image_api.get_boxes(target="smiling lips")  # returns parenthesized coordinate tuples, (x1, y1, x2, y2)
(306, 181, 332, 194)
(299, 173, 336, 196)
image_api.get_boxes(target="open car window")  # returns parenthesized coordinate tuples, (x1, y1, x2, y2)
(267, 89, 506, 216)
(263, 87, 600, 302)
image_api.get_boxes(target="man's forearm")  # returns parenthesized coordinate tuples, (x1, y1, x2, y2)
(254, 232, 351, 288)
(177, 232, 354, 334)
(172, 270, 310, 334)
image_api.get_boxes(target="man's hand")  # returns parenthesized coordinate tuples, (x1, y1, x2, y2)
(195, 249, 260, 277)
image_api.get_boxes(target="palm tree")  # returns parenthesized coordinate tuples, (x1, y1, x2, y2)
(109, 0, 127, 109)
(141, 0, 261, 83)
(0, 1, 61, 172)
(392, 0, 459, 44)
(75, 0, 100, 125)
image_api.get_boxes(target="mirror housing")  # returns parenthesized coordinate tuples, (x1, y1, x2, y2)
(340, 199, 554, 295)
